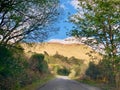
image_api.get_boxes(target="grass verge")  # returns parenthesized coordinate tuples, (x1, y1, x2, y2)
(76, 79, 98, 86)
(74, 78, 117, 90)
(20, 74, 54, 90)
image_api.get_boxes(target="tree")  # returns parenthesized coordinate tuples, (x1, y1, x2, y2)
(29, 54, 49, 73)
(0, 46, 27, 89)
(0, 0, 59, 46)
(69, 0, 120, 87)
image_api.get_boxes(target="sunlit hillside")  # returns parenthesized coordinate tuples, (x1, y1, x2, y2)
(21, 42, 102, 64)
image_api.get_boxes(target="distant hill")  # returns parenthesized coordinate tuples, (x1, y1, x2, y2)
(21, 38, 103, 78)
(21, 38, 102, 64)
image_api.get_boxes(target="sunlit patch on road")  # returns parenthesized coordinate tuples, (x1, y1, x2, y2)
(56, 75, 70, 80)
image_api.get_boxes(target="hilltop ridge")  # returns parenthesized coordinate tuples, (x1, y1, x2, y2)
(48, 37, 104, 54)
(48, 36, 91, 44)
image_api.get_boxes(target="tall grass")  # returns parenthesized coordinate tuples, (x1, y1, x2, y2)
(20, 74, 54, 90)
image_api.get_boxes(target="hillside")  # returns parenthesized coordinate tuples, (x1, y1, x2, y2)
(21, 42, 102, 64)
(20, 38, 103, 78)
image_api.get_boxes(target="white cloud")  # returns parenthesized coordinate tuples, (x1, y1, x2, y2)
(70, 0, 80, 9)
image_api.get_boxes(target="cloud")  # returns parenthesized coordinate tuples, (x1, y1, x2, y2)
(70, 0, 80, 9)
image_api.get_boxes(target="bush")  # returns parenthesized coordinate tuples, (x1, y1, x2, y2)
(86, 60, 116, 84)
(53, 53, 68, 62)
(29, 54, 49, 73)
(86, 62, 101, 80)
(68, 56, 84, 65)
(0, 46, 51, 90)
(0, 46, 27, 90)
(57, 67, 70, 76)
(52, 65, 60, 74)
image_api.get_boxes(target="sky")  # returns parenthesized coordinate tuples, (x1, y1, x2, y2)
(47, 0, 79, 41)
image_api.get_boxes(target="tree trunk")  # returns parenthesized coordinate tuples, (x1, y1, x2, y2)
(115, 72, 120, 90)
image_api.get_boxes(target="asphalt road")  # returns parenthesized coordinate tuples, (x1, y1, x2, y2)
(37, 77, 101, 90)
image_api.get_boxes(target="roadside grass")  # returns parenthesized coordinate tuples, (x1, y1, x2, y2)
(20, 74, 54, 90)
(74, 78, 117, 90)
(101, 84, 117, 90)
(76, 78, 98, 86)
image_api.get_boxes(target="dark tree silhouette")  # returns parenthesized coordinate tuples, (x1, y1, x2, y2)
(0, 0, 59, 46)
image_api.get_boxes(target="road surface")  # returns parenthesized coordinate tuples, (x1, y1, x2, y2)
(37, 76, 101, 90)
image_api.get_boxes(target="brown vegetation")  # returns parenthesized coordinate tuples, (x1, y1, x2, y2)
(21, 42, 102, 65)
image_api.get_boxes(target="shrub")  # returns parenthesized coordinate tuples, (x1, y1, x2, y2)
(85, 60, 117, 84)
(53, 65, 60, 74)
(53, 53, 68, 62)
(57, 67, 70, 76)
(29, 54, 49, 73)
(0, 46, 27, 90)
(68, 56, 84, 65)
(85, 62, 101, 80)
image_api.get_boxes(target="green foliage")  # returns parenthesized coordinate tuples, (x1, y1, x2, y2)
(0, 46, 51, 90)
(0, 0, 59, 45)
(53, 53, 68, 62)
(52, 65, 60, 74)
(57, 67, 70, 76)
(70, 0, 120, 87)
(85, 59, 118, 84)
(0, 46, 27, 90)
(29, 54, 49, 73)
(70, 0, 120, 55)
(20, 74, 54, 90)
(53, 53, 84, 65)
(86, 62, 101, 80)
(45, 53, 85, 77)
(68, 56, 84, 65)
(31, 54, 44, 62)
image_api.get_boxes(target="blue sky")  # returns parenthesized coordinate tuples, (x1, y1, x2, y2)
(47, 0, 78, 40)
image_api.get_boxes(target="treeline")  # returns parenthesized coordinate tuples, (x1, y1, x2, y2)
(44, 52, 85, 78)
(85, 56, 120, 88)
(0, 46, 49, 90)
